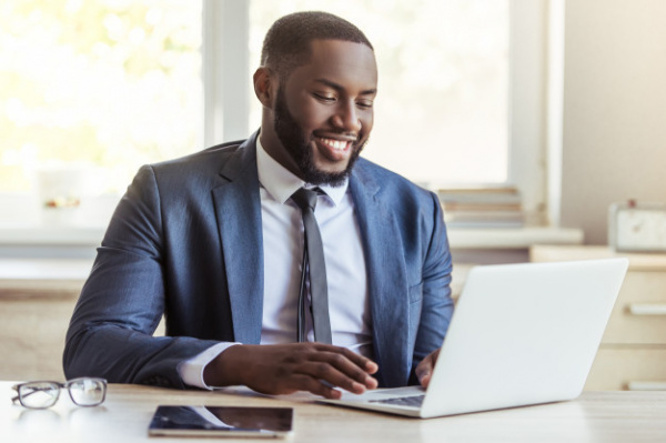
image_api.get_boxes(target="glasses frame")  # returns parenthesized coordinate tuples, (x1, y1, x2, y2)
(11, 377, 107, 409)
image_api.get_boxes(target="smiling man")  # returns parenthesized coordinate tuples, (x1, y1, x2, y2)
(262, 38, 376, 186)
(64, 11, 454, 399)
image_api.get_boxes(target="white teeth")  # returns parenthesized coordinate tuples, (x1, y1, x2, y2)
(320, 138, 348, 150)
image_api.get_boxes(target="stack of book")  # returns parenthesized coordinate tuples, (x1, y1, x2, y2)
(437, 186, 525, 228)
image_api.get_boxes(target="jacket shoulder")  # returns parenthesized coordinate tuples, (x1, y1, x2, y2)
(152, 139, 246, 173)
(354, 157, 435, 202)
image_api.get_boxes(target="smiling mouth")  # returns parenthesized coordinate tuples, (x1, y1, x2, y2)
(318, 136, 352, 151)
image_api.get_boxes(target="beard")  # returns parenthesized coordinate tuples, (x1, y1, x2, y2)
(273, 86, 366, 187)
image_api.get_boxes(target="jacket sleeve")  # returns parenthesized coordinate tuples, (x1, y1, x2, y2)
(410, 191, 454, 382)
(63, 165, 220, 388)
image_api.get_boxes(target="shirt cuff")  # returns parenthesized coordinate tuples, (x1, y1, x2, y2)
(178, 342, 240, 390)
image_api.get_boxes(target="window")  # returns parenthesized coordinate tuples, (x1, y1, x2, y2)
(249, 0, 509, 185)
(0, 0, 547, 229)
(0, 0, 202, 224)
(245, 0, 547, 220)
(223, 0, 547, 218)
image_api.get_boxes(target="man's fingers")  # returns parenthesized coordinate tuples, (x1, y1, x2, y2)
(416, 360, 433, 388)
(305, 348, 378, 390)
(312, 344, 379, 374)
(415, 348, 441, 388)
(415, 362, 431, 386)
(294, 361, 370, 394)
(288, 374, 342, 399)
(210, 343, 380, 398)
(338, 346, 379, 374)
(430, 348, 440, 366)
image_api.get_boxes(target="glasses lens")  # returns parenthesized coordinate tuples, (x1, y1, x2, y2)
(19, 382, 60, 409)
(68, 378, 106, 406)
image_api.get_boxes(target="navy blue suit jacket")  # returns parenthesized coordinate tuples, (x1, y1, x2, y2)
(63, 132, 454, 389)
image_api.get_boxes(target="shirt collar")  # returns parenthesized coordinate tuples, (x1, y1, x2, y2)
(256, 135, 349, 206)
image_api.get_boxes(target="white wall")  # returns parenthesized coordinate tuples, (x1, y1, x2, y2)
(559, 0, 666, 244)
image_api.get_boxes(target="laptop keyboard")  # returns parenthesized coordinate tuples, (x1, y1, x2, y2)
(369, 394, 425, 408)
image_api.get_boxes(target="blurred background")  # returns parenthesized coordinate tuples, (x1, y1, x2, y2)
(1, 0, 665, 390)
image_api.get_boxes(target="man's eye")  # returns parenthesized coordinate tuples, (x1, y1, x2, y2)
(314, 93, 336, 102)
(357, 100, 374, 109)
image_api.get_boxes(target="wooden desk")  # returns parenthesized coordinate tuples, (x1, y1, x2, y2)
(1, 382, 665, 442)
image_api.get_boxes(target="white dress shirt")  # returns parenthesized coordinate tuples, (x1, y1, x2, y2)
(178, 138, 372, 389)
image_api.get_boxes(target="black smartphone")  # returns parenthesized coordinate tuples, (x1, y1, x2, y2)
(148, 405, 293, 438)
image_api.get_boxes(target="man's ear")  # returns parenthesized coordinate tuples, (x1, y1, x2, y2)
(253, 67, 275, 108)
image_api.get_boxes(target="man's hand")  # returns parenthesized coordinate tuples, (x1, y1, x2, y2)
(203, 343, 378, 399)
(415, 348, 441, 389)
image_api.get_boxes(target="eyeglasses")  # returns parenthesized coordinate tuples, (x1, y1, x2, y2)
(12, 377, 107, 409)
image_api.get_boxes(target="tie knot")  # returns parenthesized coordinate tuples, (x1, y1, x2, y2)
(291, 188, 318, 212)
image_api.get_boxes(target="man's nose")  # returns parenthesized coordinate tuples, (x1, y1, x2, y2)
(331, 101, 362, 133)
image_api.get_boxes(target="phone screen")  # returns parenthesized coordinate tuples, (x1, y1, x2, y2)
(148, 405, 293, 438)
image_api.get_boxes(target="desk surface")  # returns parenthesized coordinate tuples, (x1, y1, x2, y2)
(1, 382, 665, 442)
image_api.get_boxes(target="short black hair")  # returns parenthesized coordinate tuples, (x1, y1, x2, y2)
(260, 11, 373, 77)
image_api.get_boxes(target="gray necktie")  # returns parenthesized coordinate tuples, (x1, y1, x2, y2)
(291, 188, 332, 344)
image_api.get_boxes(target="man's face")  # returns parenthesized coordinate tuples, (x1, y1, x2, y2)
(265, 39, 377, 185)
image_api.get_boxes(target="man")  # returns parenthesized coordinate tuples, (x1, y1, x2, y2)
(64, 11, 453, 400)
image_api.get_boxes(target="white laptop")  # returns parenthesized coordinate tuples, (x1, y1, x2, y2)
(319, 258, 629, 418)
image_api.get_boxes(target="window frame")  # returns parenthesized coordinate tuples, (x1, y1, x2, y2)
(206, 0, 549, 219)
(0, 0, 551, 235)
(507, 0, 549, 222)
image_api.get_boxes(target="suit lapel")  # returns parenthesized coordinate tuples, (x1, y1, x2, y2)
(211, 134, 264, 344)
(208, 140, 412, 379)
(350, 164, 410, 387)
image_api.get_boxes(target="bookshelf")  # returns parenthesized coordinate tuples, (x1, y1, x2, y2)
(438, 186, 524, 229)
